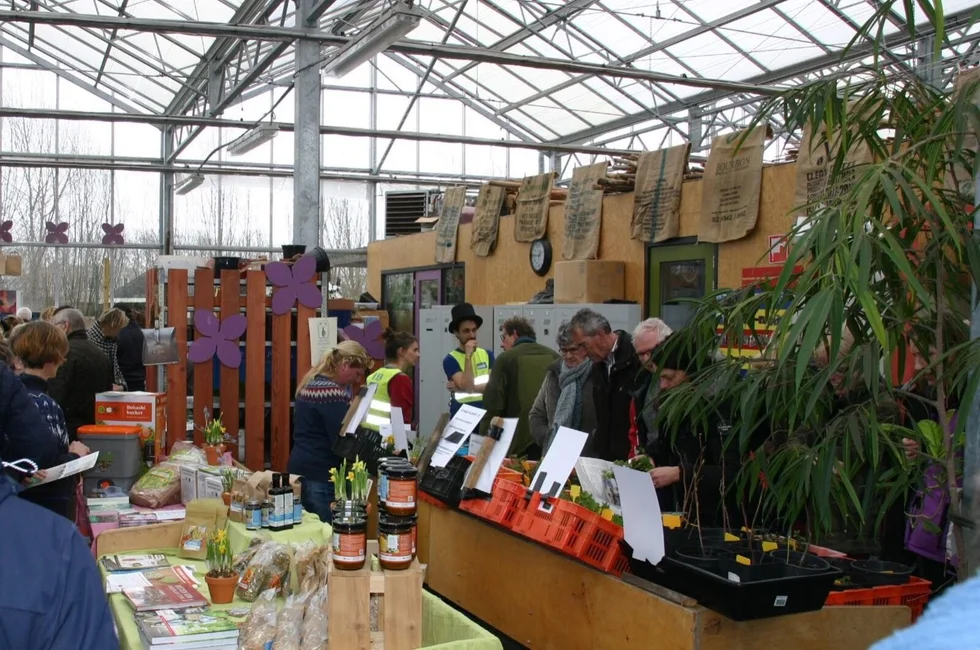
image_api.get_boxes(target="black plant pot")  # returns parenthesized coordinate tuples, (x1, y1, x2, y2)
(675, 546, 726, 572)
(214, 256, 240, 271)
(281, 245, 306, 258)
(768, 550, 831, 577)
(850, 560, 913, 586)
(719, 551, 785, 582)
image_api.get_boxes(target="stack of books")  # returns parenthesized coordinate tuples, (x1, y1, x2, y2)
(134, 608, 240, 649)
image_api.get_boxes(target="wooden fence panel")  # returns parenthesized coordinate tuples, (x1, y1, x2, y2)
(270, 309, 291, 472)
(297, 301, 314, 381)
(192, 267, 215, 445)
(219, 269, 241, 458)
(165, 269, 188, 453)
(244, 270, 267, 471)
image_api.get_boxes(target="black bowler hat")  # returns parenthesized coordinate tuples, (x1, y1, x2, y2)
(449, 303, 483, 334)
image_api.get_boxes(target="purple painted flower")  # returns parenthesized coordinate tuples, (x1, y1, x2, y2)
(0, 221, 12, 243)
(45, 221, 69, 244)
(266, 255, 321, 315)
(101, 223, 125, 245)
(343, 319, 385, 359)
(188, 310, 248, 368)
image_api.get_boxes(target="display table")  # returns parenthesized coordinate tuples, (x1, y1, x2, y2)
(97, 514, 502, 650)
(417, 501, 911, 650)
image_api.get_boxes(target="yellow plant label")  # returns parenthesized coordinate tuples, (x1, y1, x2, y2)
(724, 533, 740, 542)
(662, 514, 682, 529)
(736, 554, 752, 566)
(569, 485, 581, 501)
(762, 542, 778, 552)
(601, 508, 614, 521)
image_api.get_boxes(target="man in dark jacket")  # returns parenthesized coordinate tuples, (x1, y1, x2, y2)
(49, 308, 113, 440)
(480, 317, 558, 459)
(0, 470, 118, 648)
(116, 310, 146, 391)
(0, 363, 59, 475)
(569, 308, 641, 461)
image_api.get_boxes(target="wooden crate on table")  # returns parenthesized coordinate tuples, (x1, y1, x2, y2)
(327, 543, 424, 650)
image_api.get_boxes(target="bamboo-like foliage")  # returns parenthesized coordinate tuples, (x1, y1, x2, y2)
(655, 0, 980, 577)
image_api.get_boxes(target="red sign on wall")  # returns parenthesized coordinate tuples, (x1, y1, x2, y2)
(768, 234, 788, 264)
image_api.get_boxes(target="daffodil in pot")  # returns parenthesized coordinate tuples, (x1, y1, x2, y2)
(204, 526, 237, 604)
(200, 410, 227, 466)
(220, 469, 235, 507)
(330, 457, 371, 519)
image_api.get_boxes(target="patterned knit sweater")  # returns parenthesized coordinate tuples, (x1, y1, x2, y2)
(18, 373, 78, 519)
(287, 375, 352, 484)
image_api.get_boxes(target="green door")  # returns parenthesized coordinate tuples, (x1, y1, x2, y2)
(647, 239, 717, 331)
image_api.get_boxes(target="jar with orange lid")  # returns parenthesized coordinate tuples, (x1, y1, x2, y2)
(332, 516, 367, 570)
(378, 514, 417, 570)
(381, 463, 418, 516)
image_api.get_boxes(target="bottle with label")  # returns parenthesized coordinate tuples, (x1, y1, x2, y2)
(290, 476, 303, 525)
(270, 473, 283, 531)
(281, 473, 294, 530)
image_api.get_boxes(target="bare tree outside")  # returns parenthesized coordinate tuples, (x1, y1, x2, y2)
(321, 196, 368, 299)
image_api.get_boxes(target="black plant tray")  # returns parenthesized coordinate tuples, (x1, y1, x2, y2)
(625, 540, 840, 621)
(331, 427, 385, 475)
(419, 455, 472, 507)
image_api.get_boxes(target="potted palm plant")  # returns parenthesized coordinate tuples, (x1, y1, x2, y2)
(657, 0, 979, 578)
(205, 526, 237, 604)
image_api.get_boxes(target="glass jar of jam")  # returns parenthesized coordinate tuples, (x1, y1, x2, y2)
(378, 457, 411, 503)
(378, 514, 417, 570)
(381, 463, 418, 516)
(332, 516, 367, 570)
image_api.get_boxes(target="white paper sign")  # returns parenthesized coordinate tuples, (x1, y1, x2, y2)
(576, 457, 621, 515)
(613, 465, 665, 565)
(27, 451, 100, 487)
(464, 418, 518, 494)
(430, 405, 486, 468)
(309, 317, 338, 366)
(529, 426, 587, 501)
(389, 407, 408, 452)
(345, 384, 378, 435)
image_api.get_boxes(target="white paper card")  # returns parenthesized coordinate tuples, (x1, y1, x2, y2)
(613, 465, 665, 565)
(308, 317, 337, 366)
(389, 407, 408, 452)
(345, 384, 378, 435)
(576, 457, 622, 515)
(154, 508, 186, 521)
(430, 405, 486, 468)
(28, 451, 100, 487)
(466, 419, 518, 494)
(529, 427, 587, 500)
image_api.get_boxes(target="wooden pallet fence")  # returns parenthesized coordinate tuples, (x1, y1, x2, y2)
(146, 265, 322, 471)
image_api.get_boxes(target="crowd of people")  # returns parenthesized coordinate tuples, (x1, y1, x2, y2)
(0, 305, 148, 647)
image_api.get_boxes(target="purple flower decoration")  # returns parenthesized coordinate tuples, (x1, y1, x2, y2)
(0, 221, 12, 243)
(101, 223, 125, 245)
(188, 310, 248, 368)
(343, 319, 384, 359)
(45, 221, 69, 244)
(266, 255, 321, 315)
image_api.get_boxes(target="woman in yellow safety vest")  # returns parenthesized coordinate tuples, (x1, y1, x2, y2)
(363, 329, 419, 431)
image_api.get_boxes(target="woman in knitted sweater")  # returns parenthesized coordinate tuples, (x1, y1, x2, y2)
(10, 321, 90, 520)
(288, 341, 373, 523)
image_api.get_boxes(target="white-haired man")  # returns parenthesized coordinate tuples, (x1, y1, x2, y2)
(628, 318, 673, 458)
(15, 307, 32, 321)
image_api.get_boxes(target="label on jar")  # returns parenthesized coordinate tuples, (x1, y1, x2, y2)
(378, 474, 389, 501)
(247, 508, 261, 530)
(384, 479, 416, 507)
(333, 532, 366, 563)
(379, 531, 413, 562)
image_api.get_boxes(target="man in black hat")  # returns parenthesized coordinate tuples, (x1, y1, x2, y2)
(443, 304, 494, 437)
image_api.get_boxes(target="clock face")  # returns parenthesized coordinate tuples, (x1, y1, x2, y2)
(530, 238, 551, 275)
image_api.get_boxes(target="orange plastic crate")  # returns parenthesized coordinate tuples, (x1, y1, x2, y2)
(496, 467, 524, 484)
(825, 575, 932, 622)
(458, 477, 527, 529)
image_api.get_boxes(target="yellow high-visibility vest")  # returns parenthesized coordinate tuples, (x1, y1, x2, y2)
(448, 348, 490, 404)
(363, 367, 403, 431)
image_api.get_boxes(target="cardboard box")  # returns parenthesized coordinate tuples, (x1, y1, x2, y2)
(95, 392, 167, 463)
(199, 474, 225, 500)
(179, 464, 198, 505)
(554, 260, 625, 304)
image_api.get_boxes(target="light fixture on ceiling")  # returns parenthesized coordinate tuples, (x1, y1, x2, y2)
(322, 4, 423, 79)
(175, 173, 205, 195)
(227, 124, 279, 156)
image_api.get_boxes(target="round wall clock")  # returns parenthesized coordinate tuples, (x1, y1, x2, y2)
(529, 238, 553, 276)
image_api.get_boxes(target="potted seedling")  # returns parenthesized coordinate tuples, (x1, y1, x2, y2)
(330, 457, 371, 519)
(200, 410, 228, 466)
(220, 469, 235, 507)
(204, 526, 237, 604)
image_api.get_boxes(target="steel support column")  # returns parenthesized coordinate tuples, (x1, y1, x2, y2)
(293, 0, 321, 249)
(160, 127, 175, 255)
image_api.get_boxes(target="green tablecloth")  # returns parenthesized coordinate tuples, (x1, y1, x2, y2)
(102, 516, 501, 650)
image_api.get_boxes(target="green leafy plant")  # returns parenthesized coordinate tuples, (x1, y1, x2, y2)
(221, 469, 235, 494)
(657, 0, 980, 577)
(206, 526, 235, 578)
(200, 409, 227, 446)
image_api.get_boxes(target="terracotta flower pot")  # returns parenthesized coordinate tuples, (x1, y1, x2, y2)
(205, 574, 238, 605)
(204, 444, 226, 466)
(222, 492, 231, 507)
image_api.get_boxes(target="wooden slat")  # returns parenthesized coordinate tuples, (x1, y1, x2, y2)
(144, 268, 159, 393)
(219, 270, 241, 459)
(192, 267, 215, 445)
(244, 270, 267, 471)
(383, 560, 424, 650)
(94, 522, 183, 558)
(270, 307, 291, 473)
(296, 297, 314, 384)
(166, 269, 188, 453)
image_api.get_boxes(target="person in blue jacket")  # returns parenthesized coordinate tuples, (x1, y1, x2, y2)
(0, 457, 118, 649)
(0, 360, 59, 480)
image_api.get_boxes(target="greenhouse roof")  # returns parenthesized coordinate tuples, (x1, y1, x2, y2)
(1, 0, 979, 153)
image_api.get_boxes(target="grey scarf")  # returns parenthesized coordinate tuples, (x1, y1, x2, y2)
(544, 358, 593, 454)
